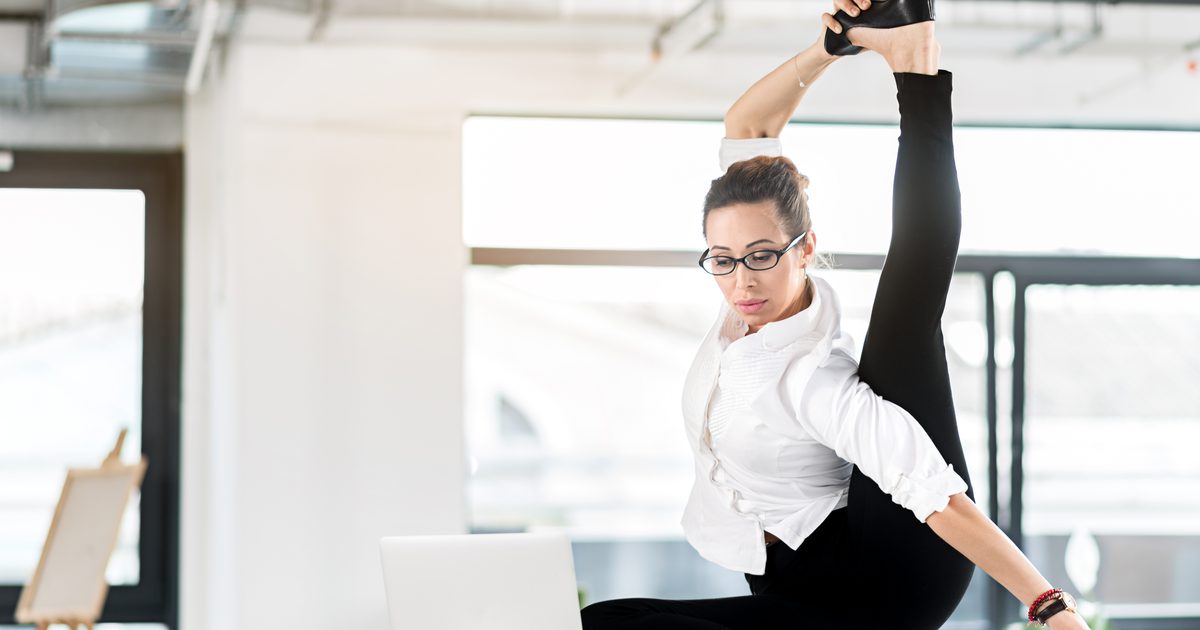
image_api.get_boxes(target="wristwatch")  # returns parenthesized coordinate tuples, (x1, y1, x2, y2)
(1033, 591, 1077, 626)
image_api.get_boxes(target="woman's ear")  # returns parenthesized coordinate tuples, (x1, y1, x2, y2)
(803, 231, 817, 266)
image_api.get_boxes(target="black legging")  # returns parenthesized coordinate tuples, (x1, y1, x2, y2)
(580, 69, 974, 630)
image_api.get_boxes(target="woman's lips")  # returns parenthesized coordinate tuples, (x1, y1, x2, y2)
(736, 299, 766, 314)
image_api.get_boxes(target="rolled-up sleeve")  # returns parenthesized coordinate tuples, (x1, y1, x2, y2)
(719, 137, 783, 173)
(789, 353, 969, 522)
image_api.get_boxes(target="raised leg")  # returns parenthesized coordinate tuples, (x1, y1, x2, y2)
(841, 38, 976, 630)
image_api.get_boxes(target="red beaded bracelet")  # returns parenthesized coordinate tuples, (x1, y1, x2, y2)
(1027, 588, 1063, 623)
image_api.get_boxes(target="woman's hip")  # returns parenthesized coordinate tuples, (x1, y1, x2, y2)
(744, 507, 854, 597)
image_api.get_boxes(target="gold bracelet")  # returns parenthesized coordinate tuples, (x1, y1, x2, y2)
(793, 54, 807, 89)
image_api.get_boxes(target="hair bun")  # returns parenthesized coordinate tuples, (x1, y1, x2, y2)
(774, 156, 809, 189)
(773, 155, 798, 173)
(703, 153, 814, 245)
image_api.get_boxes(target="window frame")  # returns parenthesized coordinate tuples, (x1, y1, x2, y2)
(470, 246, 1200, 630)
(464, 111, 1200, 630)
(0, 150, 182, 628)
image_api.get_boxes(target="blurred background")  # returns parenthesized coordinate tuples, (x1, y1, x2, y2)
(0, 1, 1197, 630)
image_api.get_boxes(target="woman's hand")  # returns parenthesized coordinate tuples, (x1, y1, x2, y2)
(813, 0, 873, 60)
(819, 0, 872, 37)
(1046, 611, 1092, 630)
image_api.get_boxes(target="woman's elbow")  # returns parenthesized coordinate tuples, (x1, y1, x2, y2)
(925, 492, 973, 527)
(723, 106, 768, 139)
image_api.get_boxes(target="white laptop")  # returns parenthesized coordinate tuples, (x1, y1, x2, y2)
(380, 530, 584, 630)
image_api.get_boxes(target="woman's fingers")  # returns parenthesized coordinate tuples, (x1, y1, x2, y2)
(833, 0, 870, 16)
(821, 12, 843, 33)
(823, 0, 871, 33)
(834, 0, 858, 16)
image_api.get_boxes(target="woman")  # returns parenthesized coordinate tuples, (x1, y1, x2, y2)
(580, 3, 1091, 630)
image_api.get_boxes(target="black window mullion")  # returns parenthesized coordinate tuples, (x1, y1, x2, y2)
(983, 272, 1010, 630)
(1010, 280, 1028, 558)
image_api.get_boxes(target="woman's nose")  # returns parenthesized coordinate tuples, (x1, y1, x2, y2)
(733, 263, 756, 287)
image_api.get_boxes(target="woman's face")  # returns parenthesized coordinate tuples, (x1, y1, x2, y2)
(704, 200, 815, 334)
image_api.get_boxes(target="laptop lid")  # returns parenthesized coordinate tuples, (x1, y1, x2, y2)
(380, 530, 583, 630)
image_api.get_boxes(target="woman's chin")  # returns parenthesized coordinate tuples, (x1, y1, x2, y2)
(738, 310, 772, 327)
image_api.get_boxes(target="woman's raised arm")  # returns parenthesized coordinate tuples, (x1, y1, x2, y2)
(723, 0, 871, 139)
(927, 495, 1090, 629)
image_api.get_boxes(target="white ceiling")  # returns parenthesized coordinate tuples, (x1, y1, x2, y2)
(1, 0, 1199, 109)
(243, 1, 1200, 61)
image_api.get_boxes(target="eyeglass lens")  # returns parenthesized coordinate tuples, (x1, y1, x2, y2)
(702, 251, 780, 274)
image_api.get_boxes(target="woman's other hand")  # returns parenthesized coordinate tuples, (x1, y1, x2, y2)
(820, 0, 872, 36)
(816, 0, 872, 59)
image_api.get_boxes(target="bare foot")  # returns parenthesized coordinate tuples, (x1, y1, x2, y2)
(847, 21, 940, 75)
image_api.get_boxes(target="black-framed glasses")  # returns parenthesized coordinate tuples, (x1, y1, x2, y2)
(698, 232, 808, 276)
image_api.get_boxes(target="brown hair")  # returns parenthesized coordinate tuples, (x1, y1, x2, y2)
(702, 155, 826, 267)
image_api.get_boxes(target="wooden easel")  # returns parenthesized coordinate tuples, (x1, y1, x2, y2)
(32, 429, 113, 630)
(102, 429, 128, 467)
(15, 430, 148, 630)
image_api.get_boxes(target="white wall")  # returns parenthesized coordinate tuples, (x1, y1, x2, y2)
(183, 40, 467, 630)
(181, 12, 1199, 630)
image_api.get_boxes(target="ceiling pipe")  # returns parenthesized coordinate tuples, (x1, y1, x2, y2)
(308, 0, 332, 41)
(185, 0, 219, 93)
(617, 0, 723, 97)
(49, 66, 188, 87)
(51, 29, 203, 48)
(22, 13, 45, 112)
(47, 0, 151, 21)
(1012, 0, 1073, 56)
(1056, 2, 1103, 54)
(1013, 22, 1064, 56)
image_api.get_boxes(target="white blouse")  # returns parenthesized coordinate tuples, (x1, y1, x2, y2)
(678, 138, 968, 576)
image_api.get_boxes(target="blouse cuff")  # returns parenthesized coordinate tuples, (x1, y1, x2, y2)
(888, 463, 969, 523)
(719, 137, 783, 173)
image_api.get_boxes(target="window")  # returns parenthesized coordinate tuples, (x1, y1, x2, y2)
(0, 152, 181, 628)
(1021, 285, 1200, 615)
(0, 189, 145, 585)
(463, 117, 1198, 257)
(463, 116, 1200, 630)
